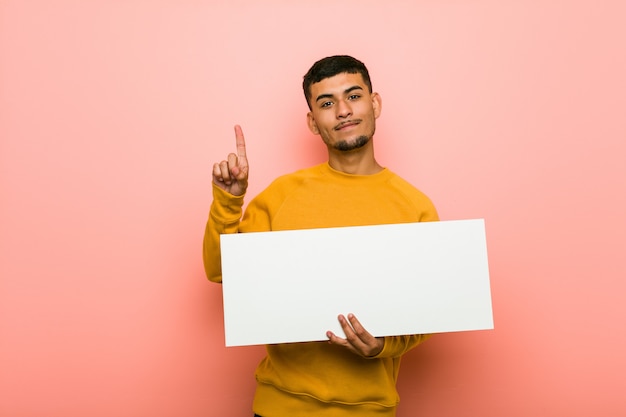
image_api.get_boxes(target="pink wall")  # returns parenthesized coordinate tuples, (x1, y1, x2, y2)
(1, 1, 624, 416)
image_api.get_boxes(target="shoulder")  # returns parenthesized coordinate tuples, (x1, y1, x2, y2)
(251, 164, 323, 203)
(264, 164, 322, 191)
(385, 170, 439, 221)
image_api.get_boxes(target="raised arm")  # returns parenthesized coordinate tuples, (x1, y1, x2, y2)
(203, 125, 250, 282)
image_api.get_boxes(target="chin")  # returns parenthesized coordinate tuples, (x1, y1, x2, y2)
(334, 135, 370, 152)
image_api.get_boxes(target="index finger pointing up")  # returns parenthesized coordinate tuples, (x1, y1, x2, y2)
(234, 125, 247, 160)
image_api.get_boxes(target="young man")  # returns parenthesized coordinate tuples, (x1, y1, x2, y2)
(203, 55, 438, 417)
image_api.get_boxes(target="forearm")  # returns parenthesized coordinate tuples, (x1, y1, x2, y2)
(202, 185, 245, 283)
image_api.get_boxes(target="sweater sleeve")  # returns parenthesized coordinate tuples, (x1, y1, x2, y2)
(373, 334, 433, 359)
(202, 183, 276, 282)
(202, 185, 245, 283)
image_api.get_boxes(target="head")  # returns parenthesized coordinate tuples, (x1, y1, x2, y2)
(303, 55, 373, 111)
(303, 55, 382, 155)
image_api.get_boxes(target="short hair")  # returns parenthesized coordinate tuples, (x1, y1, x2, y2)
(302, 55, 373, 109)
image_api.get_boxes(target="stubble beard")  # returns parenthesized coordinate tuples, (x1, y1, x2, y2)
(333, 135, 370, 152)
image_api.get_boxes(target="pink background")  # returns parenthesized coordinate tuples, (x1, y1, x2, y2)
(1, 1, 625, 416)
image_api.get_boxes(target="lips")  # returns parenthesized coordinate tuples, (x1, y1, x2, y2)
(334, 120, 361, 131)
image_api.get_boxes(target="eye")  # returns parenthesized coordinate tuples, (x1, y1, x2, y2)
(348, 94, 361, 100)
(320, 101, 333, 108)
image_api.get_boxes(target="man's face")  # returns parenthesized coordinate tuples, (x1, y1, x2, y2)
(306, 72, 381, 152)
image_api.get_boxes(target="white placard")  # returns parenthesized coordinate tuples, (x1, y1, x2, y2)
(220, 219, 493, 347)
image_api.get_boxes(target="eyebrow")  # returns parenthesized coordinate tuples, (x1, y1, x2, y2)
(315, 85, 364, 103)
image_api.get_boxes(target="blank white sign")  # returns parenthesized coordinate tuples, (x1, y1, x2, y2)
(220, 219, 493, 347)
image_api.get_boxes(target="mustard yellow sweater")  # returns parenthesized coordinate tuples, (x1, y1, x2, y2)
(203, 163, 438, 417)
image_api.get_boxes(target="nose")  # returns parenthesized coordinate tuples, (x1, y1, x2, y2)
(336, 99, 352, 119)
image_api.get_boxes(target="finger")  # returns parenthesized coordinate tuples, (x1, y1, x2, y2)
(346, 314, 384, 356)
(327, 329, 363, 357)
(326, 330, 342, 344)
(227, 153, 239, 177)
(234, 125, 248, 164)
(212, 163, 224, 182)
(219, 160, 231, 184)
(338, 314, 367, 349)
(346, 314, 372, 342)
(326, 331, 351, 350)
(347, 314, 380, 349)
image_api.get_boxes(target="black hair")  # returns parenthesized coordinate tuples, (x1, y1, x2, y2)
(302, 55, 372, 109)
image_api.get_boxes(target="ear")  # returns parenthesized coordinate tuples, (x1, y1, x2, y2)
(307, 111, 320, 135)
(371, 92, 382, 119)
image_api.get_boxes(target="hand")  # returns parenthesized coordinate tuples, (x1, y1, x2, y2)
(212, 125, 249, 196)
(326, 314, 384, 358)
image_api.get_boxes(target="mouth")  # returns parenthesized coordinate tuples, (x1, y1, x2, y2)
(334, 120, 361, 131)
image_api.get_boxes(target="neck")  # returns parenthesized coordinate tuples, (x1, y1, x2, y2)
(327, 142, 383, 175)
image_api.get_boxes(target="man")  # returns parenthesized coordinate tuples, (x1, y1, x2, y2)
(203, 55, 438, 417)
